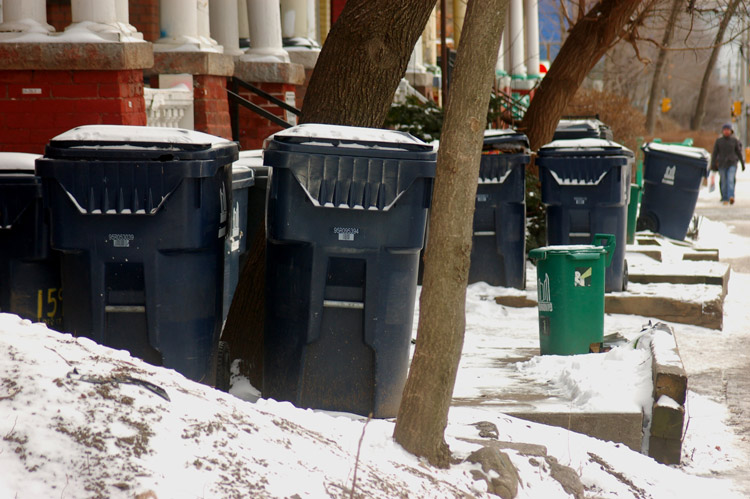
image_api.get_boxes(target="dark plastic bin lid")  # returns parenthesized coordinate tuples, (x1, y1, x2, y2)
(641, 142, 709, 165)
(553, 119, 613, 141)
(483, 129, 530, 152)
(538, 138, 634, 159)
(265, 123, 436, 161)
(41, 125, 239, 164)
(231, 165, 255, 190)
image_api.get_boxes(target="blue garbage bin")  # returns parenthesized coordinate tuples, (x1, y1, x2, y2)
(223, 164, 254, 322)
(636, 142, 710, 241)
(263, 124, 436, 418)
(537, 139, 634, 292)
(36, 125, 238, 385)
(0, 153, 62, 327)
(469, 129, 530, 289)
(553, 118, 613, 141)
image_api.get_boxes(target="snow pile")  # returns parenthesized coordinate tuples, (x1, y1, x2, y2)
(0, 314, 483, 498)
(0, 313, 740, 498)
(515, 341, 652, 413)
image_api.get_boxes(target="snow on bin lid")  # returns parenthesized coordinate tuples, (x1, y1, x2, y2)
(533, 244, 607, 253)
(50, 125, 233, 147)
(0, 152, 41, 173)
(642, 142, 709, 160)
(483, 128, 530, 151)
(271, 123, 433, 150)
(541, 138, 633, 155)
(235, 149, 264, 168)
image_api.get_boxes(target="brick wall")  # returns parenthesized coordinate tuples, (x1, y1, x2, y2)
(194, 75, 232, 140)
(47, 0, 72, 32)
(236, 82, 297, 150)
(0, 69, 146, 153)
(129, 0, 160, 42)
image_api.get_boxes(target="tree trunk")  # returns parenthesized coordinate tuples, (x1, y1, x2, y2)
(300, 0, 437, 127)
(645, 0, 682, 134)
(519, 0, 645, 151)
(690, 0, 741, 131)
(393, 0, 509, 468)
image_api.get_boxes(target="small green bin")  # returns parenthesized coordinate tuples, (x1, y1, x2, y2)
(529, 234, 615, 355)
(626, 184, 642, 245)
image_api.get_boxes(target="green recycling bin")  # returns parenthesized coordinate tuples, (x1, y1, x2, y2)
(626, 184, 642, 244)
(529, 234, 615, 355)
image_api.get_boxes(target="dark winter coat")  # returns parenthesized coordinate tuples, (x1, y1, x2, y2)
(711, 134, 745, 171)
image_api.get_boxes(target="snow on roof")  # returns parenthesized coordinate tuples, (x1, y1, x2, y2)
(273, 123, 427, 146)
(51, 125, 232, 146)
(541, 138, 631, 152)
(643, 142, 710, 160)
(0, 152, 41, 172)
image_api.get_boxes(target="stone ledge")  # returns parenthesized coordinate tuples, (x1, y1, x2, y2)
(233, 60, 305, 85)
(147, 51, 234, 78)
(287, 48, 320, 70)
(0, 42, 153, 70)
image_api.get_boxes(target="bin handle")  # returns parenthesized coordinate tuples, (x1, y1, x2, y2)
(568, 253, 602, 261)
(593, 233, 616, 268)
(528, 248, 546, 261)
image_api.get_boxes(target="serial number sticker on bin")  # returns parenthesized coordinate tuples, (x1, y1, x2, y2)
(334, 227, 359, 241)
(109, 233, 134, 248)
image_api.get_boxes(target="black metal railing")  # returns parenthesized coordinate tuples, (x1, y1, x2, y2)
(227, 77, 302, 141)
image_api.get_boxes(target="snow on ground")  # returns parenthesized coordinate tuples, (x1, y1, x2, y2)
(0, 313, 740, 498)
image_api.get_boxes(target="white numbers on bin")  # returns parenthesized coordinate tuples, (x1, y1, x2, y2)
(334, 227, 359, 241)
(109, 234, 134, 248)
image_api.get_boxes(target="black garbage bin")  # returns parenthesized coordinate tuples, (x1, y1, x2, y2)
(537, 139, 633, 292)
(469, 129, 530, 289)
(234, 149, 268, 271)
(553, 118, 614, 141)
(0, 153, 62, 327)
(263, 124, 436, 418)
(636, 142, 710, 241)
(223, 164, 255, 322)
(36, 125, 238, 385)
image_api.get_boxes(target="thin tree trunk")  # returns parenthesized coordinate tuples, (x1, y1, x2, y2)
(393, 0, 509, 468)
(300, 0, 437, 127)
(519, 0, 645, 151)
(690, 0, 741, 131)
(645, 0, 682, 134)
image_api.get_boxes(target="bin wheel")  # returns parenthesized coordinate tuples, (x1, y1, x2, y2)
(636, 212, 658, 233)
(216, 341, 231, 392)
(622, 259, 628, 292)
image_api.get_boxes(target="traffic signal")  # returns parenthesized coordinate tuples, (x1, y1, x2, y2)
(732, 101, 742, 117)
(660, 97, 671, 113)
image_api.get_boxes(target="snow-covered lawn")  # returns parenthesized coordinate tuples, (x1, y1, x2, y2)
(0, 292, 742, 498)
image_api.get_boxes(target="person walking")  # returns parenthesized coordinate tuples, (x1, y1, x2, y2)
(711, 123, 746, 205)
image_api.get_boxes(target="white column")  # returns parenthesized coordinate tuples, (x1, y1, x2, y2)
(423, 7, 437, 67)
(0, 0, 53, 35)
(68, 0, 142, 41)
(237, 0, 250, 40)
(407, 36, 426, 74)
(524, 0, 540, 78)
(156, 0, 219, 52)
(306, 0, 317, 42)
(197, 0, 222, 49)
(242, 0, 290, 62)
(509, 0, 526, 79)
(210, 0, 243, 56)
